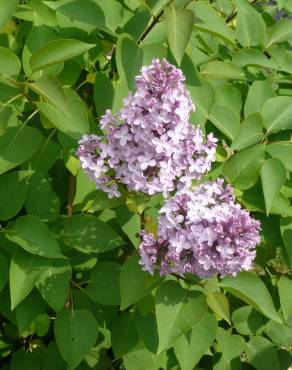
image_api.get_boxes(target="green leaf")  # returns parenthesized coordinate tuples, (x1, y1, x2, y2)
(187, 81, 214, 119)
(6, 215, 64, 259)
(222, 144, 265, 190)
(246, 336, 280, 370)
(9, 250, 49, 309)
(133, 311, 159, 353)
(266, 19, 292, 48)
(116, 34, 143, 91)
(54, 309, 98, 368)
(36, 260, 71, 312)
(0, 47, 21, 76)
(59, 214, 124, 254)
(111, 312, 139, 358)
(207, 292, 230, 324)
(209, 103, 240, 140)
(119, 256, 162, 310)
(165, 5, 194, 65)
(85, 262, 121, 306)
(189, 2, 235, 45)
(37, 88, 89, 139)
(0, 0, 19, 31)
(214, 85, 242, 115)
(216, 327, 245, 361)
(25, 174, 60, 222)
(0, 125, 43, 175)
(0, 171, 32, 221)
(116, 207, 141, 247)
(233, 49, 278, 69)
(266, 142, 292, 172)
(280, 217, 292, 269)
(231, 113, 264, 151)
(201, 61, 244, 80)
(244, 80, 275, 117)
(0, 252, 8, 293)
(221, 272, 281, 323)
(235, 0, 266, 47)
(265, 320, 292, 349)
(174, 311, 217, 370)
(10, 348, 42, 370)
(232, 306, 266, 336)
(43, 342, 67, 370)
(155, 281, 206, 354)
(278, 276, 292, 321)
(123, 343, 167, 370)
(260, 159, 286, 215)
(30, 39, 94, 72)
(94, 72, 114, 116)
(15, 290, 46, 336)
(28, 75, 67, 112)
(44, 0, 106, 29)
(262, 96, 292, 134)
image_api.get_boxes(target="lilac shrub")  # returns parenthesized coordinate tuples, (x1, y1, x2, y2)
(77, 59, 217, 198)
(139, 179, 261, 278)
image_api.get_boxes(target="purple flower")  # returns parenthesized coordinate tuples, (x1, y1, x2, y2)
(138, 179, 261, 278)
(77, 59, 217, 198)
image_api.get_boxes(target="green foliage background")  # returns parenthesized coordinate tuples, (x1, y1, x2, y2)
(0, 0, 292, 369)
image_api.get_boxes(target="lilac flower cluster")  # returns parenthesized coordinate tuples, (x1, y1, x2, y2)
(77, 59, 217, 198)
(139, 179, 260, 278)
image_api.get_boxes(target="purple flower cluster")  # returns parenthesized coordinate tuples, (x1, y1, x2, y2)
(77, 59, 217, 198)
(139, 179, 260, 278)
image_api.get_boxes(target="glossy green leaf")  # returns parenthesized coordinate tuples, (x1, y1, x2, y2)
(231, 114, 264, 151)
(221, 272, 281, 323)
(6, 215, 64, 258)
(235, 0, 266, 47)
(246, 336, 280, 370)
(280, 217, 292, 269)
(43, 342, 67, 370)
(266, 144, 292, 173)
(85, 262, 121, 306)
(0, 125, 43, 175)
(216, 327, 245, 361)
(25, 174, 60, 222)
(233, 49, 277, 69)
(201, 61, 244, 80)
(262, 96, 292, 134)
(133, 311, 159, 353)
(37, 88, 89, 139)
(116, 34, 143, 91)
(207, 292, 230, 324)
(36, 260, 71, 312)
(0, 0, 19, 31)
(9, 250, 49, 309)
(278, 276, 292, 321)
(222, 144, 265, 190)
(261, 158, 286, 215)
(232, 306, 266, 336)
(54, 309, 98, 368)
(0, 253, 8, 293)
(189, 2, 235, 45)
(30, 39, 94, 72)
(209, 103, 240, 140)
(59, 214, 124, 253)
(266, 19, 292, 48)
(174, 311, 217, 370)
(155, 281, 206, 354)
(0, 47, 21, 76)
(165, 5, 194, 65)
(111, 312, 139, 358)
(119, 256, 162, 310)
(94, 72, 114, 116)
(0, 171, 32, 221)
(244, 80, 275, 117)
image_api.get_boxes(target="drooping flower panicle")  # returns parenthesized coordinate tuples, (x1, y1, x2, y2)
(77, 59, 217, 198)
(139, 179, 261, 278)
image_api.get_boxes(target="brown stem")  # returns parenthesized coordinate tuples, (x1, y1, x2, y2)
(66, 173, 76, 217)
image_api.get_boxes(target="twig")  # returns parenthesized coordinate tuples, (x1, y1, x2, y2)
(66, 173, 76, 216)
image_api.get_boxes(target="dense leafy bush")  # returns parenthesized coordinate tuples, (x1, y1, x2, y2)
(1, 0, 292, 369)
